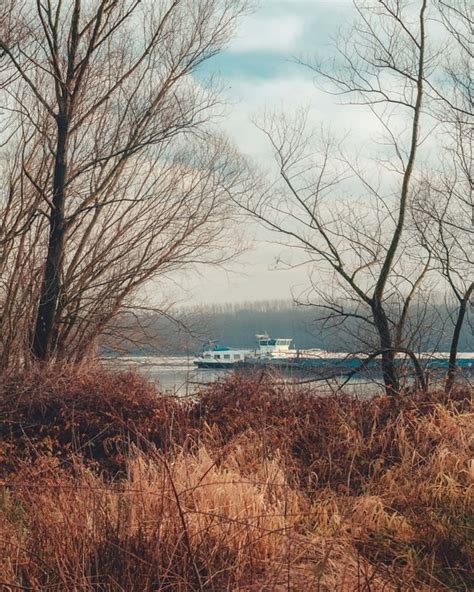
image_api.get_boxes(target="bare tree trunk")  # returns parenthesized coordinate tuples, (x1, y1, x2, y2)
(371, 301, 398, 394)
(370, 0, 426, 395)
(32, 113, 69, 360)
(445, 283, 473, 394)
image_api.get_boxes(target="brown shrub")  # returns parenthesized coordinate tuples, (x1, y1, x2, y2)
(0, 366, 192, 476)
(0, 369, 472, 590)
(194, 374, 472, 493)
(1, 449, 419, 591)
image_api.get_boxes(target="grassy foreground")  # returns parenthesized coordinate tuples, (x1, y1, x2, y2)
(0, 368, 472, 591)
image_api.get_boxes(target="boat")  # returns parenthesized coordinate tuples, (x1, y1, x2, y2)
(193, 341, 252, 369)
(194, 336, 474, 375)
(193, 334, 295, 369)
(193, 334, 333, 369)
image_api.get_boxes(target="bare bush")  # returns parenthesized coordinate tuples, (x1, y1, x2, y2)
(1, 370, 472, 590)
(0, 0, 250, 367)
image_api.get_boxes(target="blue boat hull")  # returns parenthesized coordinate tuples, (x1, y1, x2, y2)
(194, 361, 239, 369)
(236, 356, 473, 375)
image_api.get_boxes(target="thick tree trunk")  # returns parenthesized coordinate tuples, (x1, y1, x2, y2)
(445, 283, 473, 395)
(371, 300, 399, 395)
(32, 115, 69, 361)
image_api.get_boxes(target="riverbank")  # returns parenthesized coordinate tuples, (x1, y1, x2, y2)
(1, 367, 472, 590)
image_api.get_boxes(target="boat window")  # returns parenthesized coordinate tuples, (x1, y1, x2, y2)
(214, 354, 220, 359)
(204, 354, 211, 359)
(224, 354, 230, 360)
(234, 354, 240, 360)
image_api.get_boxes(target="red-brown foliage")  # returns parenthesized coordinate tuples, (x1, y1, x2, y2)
(0, 368, 472, 591)
(194, 373, 472, 492)
(0, 366, 192, 476)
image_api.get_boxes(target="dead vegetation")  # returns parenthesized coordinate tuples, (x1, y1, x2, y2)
(0, 368, 472, 590)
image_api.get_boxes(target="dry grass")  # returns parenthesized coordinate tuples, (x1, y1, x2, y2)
(0, 366, 191, 476)
(0, 368, 472, 590)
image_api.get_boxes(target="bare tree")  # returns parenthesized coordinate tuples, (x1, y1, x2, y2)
(414, 181, 473, 393)
(412, 0, 473, 393)
(241, 0, 438, 395)
(0, 0, 248, 365)
(0, 122, 50, 370)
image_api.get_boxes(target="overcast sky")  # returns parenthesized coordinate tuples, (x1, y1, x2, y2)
(175, 0, 358, 305)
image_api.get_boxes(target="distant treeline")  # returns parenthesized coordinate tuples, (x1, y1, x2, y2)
(102, 299, 472, 356)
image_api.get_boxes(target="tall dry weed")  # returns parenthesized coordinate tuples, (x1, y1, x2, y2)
(0, 369, 472, 590)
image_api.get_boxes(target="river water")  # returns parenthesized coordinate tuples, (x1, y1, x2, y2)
(106, 356, 387, 397)
(108, 356, 224, 396)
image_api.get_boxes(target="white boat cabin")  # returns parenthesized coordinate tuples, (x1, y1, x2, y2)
(254, 334, 293, 358)
(200, 346, 249, 364)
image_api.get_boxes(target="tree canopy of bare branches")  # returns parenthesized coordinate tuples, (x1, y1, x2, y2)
(242, 0, 472, 395)
(0, 0, 249, 367)
(411, 0, 473, 393)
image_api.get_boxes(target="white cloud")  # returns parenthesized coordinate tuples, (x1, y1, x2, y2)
(219, 74, 384, 165)
(227, 15, 305, 53)
(226, 0, 354, 55)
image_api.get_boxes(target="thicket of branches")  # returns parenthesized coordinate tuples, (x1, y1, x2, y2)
(0, 0, 249, 369)
(241, 0, 472, 395)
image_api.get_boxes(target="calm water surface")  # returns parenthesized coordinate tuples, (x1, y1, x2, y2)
(106, 356, 386, 397)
